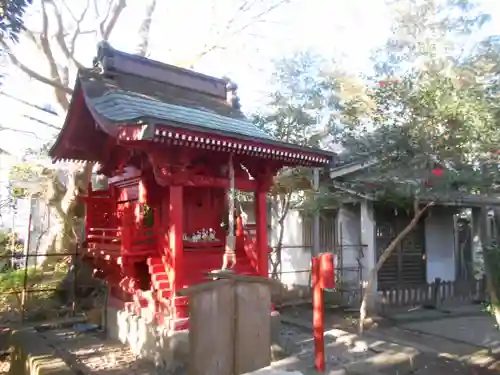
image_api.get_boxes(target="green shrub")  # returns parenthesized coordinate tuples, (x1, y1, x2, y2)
(0, 267, 44, 293)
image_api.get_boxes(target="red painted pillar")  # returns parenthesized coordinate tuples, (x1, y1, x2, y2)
(255, 188, 268, 278)
(169, 186, 184, 291)
(84, 182, 93, 240)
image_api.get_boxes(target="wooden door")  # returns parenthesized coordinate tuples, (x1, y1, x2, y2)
(376, 211, 426, 289)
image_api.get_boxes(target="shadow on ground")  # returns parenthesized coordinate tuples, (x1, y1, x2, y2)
(278, 304, 500, 375)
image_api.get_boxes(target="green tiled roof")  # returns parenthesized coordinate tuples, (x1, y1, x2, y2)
(87, 91, 274, 140)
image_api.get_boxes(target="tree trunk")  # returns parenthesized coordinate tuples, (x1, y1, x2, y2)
(43, 0, 155, 261)
(358, 200, 434, 334)
(270, 191, 292, 279)
(135, 0, 157, 57)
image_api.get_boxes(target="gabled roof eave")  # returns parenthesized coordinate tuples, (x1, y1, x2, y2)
(329, 158, 379, 179)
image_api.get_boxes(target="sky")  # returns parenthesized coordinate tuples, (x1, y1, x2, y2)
(0, 0, 500, 157)
(0, 0, 392, 156)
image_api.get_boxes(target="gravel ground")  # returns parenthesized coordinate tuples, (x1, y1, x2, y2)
(0, 305, 373, 375)
(34, 324, 330, 375)
(39, 328, 164, 375)
(31, 320, 367, 375)
(279, 322, 376, 372)
(278, 306, 500, 375)
(0, 355, 9, 375)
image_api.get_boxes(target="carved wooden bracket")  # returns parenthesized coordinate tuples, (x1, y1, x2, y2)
(147, 150, 258, 190)
(243, 162, 281, 191)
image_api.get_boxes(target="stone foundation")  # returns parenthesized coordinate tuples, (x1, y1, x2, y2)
(10, 329, 73, 375)
(105, 301, 285, 368)
(272, 283, 346, 307)
(272, 283, 311, 305)
(104, 304, 189, 369)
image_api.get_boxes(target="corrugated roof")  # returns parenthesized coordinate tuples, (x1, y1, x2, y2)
(87, 91, 274, 140)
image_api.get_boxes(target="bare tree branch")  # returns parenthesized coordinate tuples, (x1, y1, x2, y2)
(69, 0, 91, 55)
(60, 0, 79, 23)
(97, 0, 127, 40)
(0, 124, 51, 141)
(23, 115, 61, 131)
(23, 29, 41, 50)
(191, 0, 291, 64)
(48, 0, 86, 69)
(0, 38, 73, 98)
(40, 0, 69, 109)
(135, 0, 157, 57)
(0, 91, 59, 119)
(93, 0, 109, 40)
(3, 0, 127, 112)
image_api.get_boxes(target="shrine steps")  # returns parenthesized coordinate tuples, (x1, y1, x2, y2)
(146, 256, 172, 299)
(144, 250, 259, 330)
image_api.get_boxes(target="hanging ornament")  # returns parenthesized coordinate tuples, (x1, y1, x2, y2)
(221, 153, 237, 270)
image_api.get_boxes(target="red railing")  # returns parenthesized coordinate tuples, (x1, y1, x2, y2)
(86, 225, 158, 259)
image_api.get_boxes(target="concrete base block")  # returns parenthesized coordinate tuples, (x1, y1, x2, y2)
(105, 305, 189, 369)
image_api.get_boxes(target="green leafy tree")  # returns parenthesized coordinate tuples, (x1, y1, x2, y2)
(342, 72, 500, 331)
(0, 0, 32, 43)
(253, 51, 337, 278)
(335, 0, 500, 331)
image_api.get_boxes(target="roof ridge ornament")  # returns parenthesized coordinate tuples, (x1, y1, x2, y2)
(92, 40, 116, 75)
(223, 77, 241, 110)
(91, 42, 228, 99)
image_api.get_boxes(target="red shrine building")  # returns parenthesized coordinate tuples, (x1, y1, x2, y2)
(49, 42, 335, 330)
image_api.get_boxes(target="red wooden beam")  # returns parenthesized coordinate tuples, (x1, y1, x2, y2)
(169, 186, 184, 291)
(255, 188, 268, 278)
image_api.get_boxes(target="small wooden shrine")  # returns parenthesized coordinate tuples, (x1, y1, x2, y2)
(49, 42, 335, 330)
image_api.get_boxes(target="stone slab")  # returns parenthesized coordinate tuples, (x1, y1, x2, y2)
(402, 316, 500, 349)
(10, 328, 74, 375)
(243, 368, 304, 375)
(383, 304, 485, 324)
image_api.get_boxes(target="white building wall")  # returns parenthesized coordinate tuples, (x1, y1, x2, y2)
(337, 204, 361, 268)
(251, 196, 459, 289)
(270, 208, 311, 287)
(424, 207, 456, 282)
(360, 200, 377, 293)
